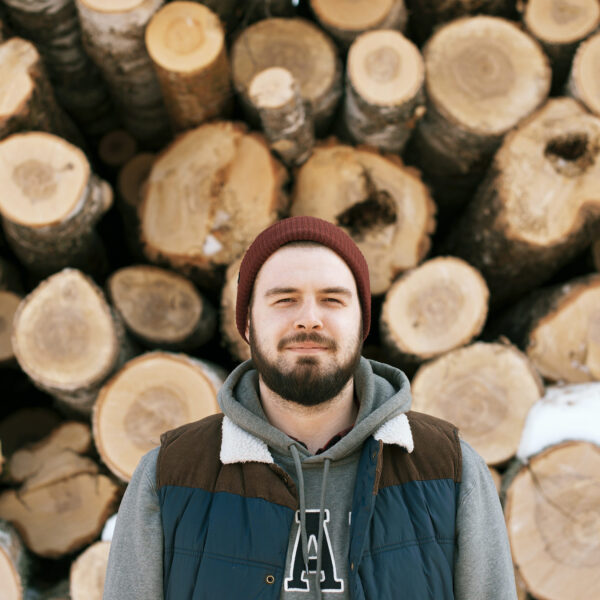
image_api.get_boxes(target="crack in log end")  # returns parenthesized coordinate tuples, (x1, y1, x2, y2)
(336, 170, 397, 240)
(544, 133, 599, 177)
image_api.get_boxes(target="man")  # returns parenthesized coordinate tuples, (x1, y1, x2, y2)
(104, 216, 517, 600)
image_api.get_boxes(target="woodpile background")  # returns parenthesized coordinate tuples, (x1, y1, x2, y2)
(0, 0, 599, 598)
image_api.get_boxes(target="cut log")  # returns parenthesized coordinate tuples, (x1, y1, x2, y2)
(0, 472, 119, 558)
(139, 121, 287, 288)
(291, 143, 435, 295)
(75, 0, 170, 146)
(491, 274, 600, 383)
(0, 132, 112, 276)
(220, 257, 251, 363)
(70, 540, 110, 600)
(249, 67, 315, 167)
(309, 0, 407, 48)
(146, 1, 232, 132)
(442, 98, 600, 306)
(0, 38, 82, 144)
(107, 265, 216, 350)
(489, 467, 501, 494)
(380, 256, 489, 366)
(404, 0, 515, 45)
(413, 16, 551, 208)
(0, 290, 21, 366)
(567, 31, 600, 117)
(0, 257, 23, 294)
(523, 0, 600, 92)
(98, 130, 138, 169)
(505, 442, 600, 600)
(11, 269, 130, 414)
(230, 18, 342, 135)
(1, 0, 116, 138)
(93, 351, 224, 481)
(0, 408, 62, 458)
(411, 341, 543, 465)
(0, 520, 28, 600)
(344, 29, 424, 153)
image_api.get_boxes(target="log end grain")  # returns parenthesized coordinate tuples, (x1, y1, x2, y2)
(568, 31, 600, 116)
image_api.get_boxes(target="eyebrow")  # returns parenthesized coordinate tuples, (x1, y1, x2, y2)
(264, 286, 353, 297)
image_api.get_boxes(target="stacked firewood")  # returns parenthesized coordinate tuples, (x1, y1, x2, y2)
(1, 1, 600, 598)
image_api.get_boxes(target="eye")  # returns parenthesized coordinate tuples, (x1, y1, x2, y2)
(323, 297, 343, 304)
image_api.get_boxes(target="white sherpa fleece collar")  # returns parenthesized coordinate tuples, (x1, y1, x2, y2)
(220, 413, 414, 464)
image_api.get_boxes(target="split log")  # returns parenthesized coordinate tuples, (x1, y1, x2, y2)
(567, 31, 600, 117)
(309, 0, 407, 48)
(0, 38, 82, 144)
(249, 67, 315, 167)
(505, 442, 600, 600)
(0, 408, 62, 458)
(523, 0, 600, 92)
(0, 290, 21, 367)
(70, 540, 110, 600)
(98, 130, 138, 170)
(0, 132, 112, 276)
(404, 0, 515, 45)
(380, 256, 489, 367)
(1, 0, 116, 138)
(230, 18, 342, 135)
(0, 471, 119, 558)
(411, 341, 543, 465)
(107, 265, 216, 350)
(443, 98, 600, 306)
(146, 1, 232, 132)
(139, 121, 287, 288)
(93, 351, 224, 481)
(491, 275, 600, 383)
(0, 520, 28, 600)
(344, 29, 424, 153)
(75, 0, 170, 147)
(413, 16, 551, 208)
(517, 382, 600, 461)
(290, 143, 435, 295)
(220, 257, 251, 363)
(11, 269, 131, 414)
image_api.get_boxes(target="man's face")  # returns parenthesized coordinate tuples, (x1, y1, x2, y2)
(247, 245, 363, 406)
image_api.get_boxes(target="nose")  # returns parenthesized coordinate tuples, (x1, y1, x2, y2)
(293, 298, 323, 331)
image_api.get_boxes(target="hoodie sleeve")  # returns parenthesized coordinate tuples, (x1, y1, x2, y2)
(454, 440, 517, 600)
(103, 447, 163, 600)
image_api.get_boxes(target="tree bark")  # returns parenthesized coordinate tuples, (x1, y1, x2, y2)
(413, 16, 551, 209)
(0, 132, 112, 277)
(75, 0, 170, 147)
(139, 121, 287, 289)
(0, 520, 28, 600)
(69, 540, 110, 600)
(1, 0, 117, 138)
(291, 142, 435, 295)
(11, 269, 132, 415)
(249, 67, 315, 167)
(344, 29, 424, 153)
(411, 341, 543, 466)
(505, 442, 600, 600)
(567, 31, 600, 117)
(146, 1, 232, 132)
(107, 265, 216, 351)
(309, 0, 407, 48)
(0, 38, 83, 145)
(443, 98, 600, 306)
(230, 18, 342, 136)
(98, 129, 138, 170)
(523, 0, 600, 93)
(92, 351, 224, 481)
(380, 256, 489, 368)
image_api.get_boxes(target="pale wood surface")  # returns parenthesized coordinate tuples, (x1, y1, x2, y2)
(220, 257, 251, 363)
(0, 520, 27, 600)
(0, 290, 21, 363)
(567, 31, 600, 116)
(70, 540, 110, 600)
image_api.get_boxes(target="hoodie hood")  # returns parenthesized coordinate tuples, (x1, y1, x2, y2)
(218, 356, 414, 465)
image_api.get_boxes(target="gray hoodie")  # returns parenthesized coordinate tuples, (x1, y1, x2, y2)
(103, 358, 517, 600)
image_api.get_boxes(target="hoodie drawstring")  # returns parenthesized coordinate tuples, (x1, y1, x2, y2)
(289, 444, 331, 600)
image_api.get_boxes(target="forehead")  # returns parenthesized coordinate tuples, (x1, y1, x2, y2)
(254, 245, 358, 293)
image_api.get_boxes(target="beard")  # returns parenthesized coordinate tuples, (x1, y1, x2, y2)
(249, 327, 362, 407)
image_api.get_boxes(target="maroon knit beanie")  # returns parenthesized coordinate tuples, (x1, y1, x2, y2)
(236, 216, 371, 343)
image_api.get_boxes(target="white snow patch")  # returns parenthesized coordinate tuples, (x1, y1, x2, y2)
(212, 210, 231, 228)
(102, 514, 117, 542)
(517, 382, 600, 461)
(203, 234, 223, 256)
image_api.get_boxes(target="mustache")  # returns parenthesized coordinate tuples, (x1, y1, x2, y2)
(277, 332, 338, 351)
